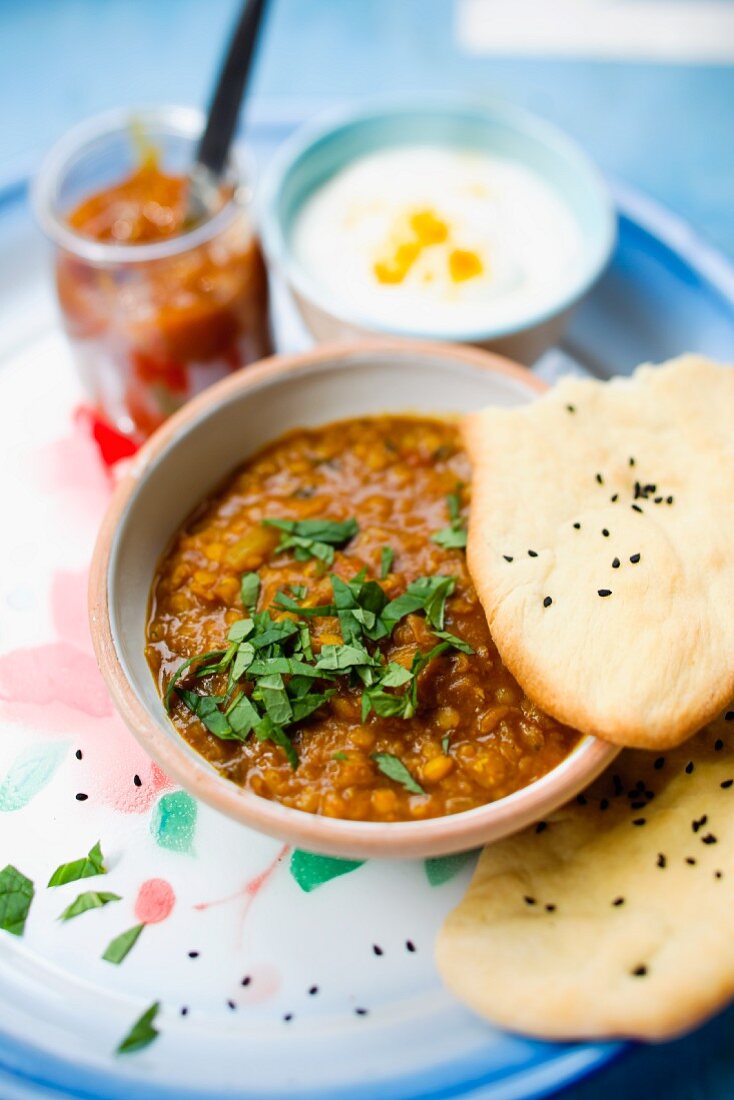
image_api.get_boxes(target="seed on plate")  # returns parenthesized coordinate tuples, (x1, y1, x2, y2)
(610, 493, 619, 502)
(631, 504, 643, 513)
(721, 779, 733, 789)
(685, 761, 695, 774)
(657, 853, 667, 868)
(602, 529, 610, 537)
(598, 589, 612, 598)
(566, 404, 576, 413)
(573, 522, 581, 529)
(612, 558, 620, 569)
(612, 897, 625, 906)
(654, 757, 665, 769)
(685, 857, 697, 865)
(725, 712, 734, 722)
(503, 555, 513, 562)
(630, 553, 641, 564)
(629, 457, 636, 467)
(543, 596, 552, 608)
(524, 896, 537, 906)
(595, 473, 604, 484)
(715, 739, 725, 751)
(631, 964, 647, 977)
(702, 834, 718, 845)
(528, 549, 538, 557)
(632, 818, 646, 826)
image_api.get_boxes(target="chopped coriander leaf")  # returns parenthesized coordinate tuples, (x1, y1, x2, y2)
(431, 629, 474, 655)
(378, 662, 414, 688)
(116, 1001, 160, 1055)
(273, 591, 337, 616)
(0, 865, 34, 936)
(254, 716, 298, 768)
(164, 650, 228, 712)
(178, 691, 234, 737)
(247, 656, 326, 679)
(255, 672, 294, 726)
(263, 517, 359, 565)
(228, 618, 255, 643)
(315, 644, 380, 672)
(226, 693, 260, 736)
(362, 686, 415, 721)
(332, 751, 349, 761)
(231, 641, 255, 680)
(48, 841, 106, 887)
(240, 572, 261, 610)
(249, 619, 300, 650)
(103, 922, 144, 964)
(441, 735, 450, 754)
(372, 752, 425, 795)
(380, 545, 394, 579)
(59, 891, 121, 922)
(432, 488, 468, 549)
(291, 690, 334, 723)
(383, 575, 455, 632)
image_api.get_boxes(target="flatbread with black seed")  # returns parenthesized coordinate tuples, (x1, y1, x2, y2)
(436, 711, 734, 1041)
(462, 355, 734, 749)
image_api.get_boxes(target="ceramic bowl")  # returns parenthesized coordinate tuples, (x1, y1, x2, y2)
(259, 97, 616, 365)
(89, 340, 618, 858)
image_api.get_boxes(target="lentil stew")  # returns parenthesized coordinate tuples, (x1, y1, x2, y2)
(146, 415, 580, 822)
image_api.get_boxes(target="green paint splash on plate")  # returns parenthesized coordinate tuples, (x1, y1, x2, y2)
(0, 741, 69, 811)
(151, 791, 197, 853)
(290, 850, 364, 892)
(424, 850, 478, 886)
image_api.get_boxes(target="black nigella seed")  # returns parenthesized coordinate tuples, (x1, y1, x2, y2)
(241, 975, 251, 986)
(75, 793, 88, 801)
(632, 818, 646, 826)
(630, 553, 641, 564)
(406, 940, 416, 952)
(686, 857, 697, 865)
(629, 457, 636, 467)
(543, 596, 552, 608)
(309, 985, 319, 995)
(612, 897, 625, 907)
(725, 712, 734, 722)
(612, 557, 620, 568)
(566, 404, 576, 413)
(536, 821, 548, 833)
(188, 950, 199, 959)
(657, 853, 667, 868)
(598, 589, 612, 598)
(283, 1013, 293, 1023)
(372, 944, 383, 956)
(634, 481, 643, 499)
(524, 896, 537, 905)
(355, 1008, 368, 1016)
(654, 757, 665, 770)
(715, 871, 724, 880)
(685, 761, 695, 774)
(180, 1006, 189, 1017)
(611, 494, 619, 503)
(573, 522, 581, 530)
(602, 528, 610, 537)
(596, 473, 604, 484)
(645, 790, 655, 800)
(528, 549, 538, 557)
(576, 794, 588, 805)
(503, 555, 513, 562)
(692, 816, 706, 833)
(631, 504, 643, 513)
(613, 775, 624, 796)
(702, 834, 718, 845)
(721, 780, 733, 789)
(227, 1000, 236, 1011)
(545, 903, 556, 912)
(632, 965, 647, 977)
(600, 799, 610, 811)
(654, 496, 663, 503)
(715, 739, 725, 751)
(133, 774, 142, 787)
(667, 496, 674, 504)
(75, 749, 83, 760)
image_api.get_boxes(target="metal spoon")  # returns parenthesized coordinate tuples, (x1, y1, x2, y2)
(185, 0, 269, 227)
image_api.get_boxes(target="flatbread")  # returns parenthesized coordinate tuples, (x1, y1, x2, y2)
(436, 711, 734, 1041)
(461, 355, 734, 749)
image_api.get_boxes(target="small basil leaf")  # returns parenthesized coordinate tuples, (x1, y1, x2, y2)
(59, 891, 121, 921)
(48, 841, 106, 887)
(116, 1001, 160, 1055)
(103, 923, 144, 964)
(0, 865, 34, 936)
(240, 572, 260, 610)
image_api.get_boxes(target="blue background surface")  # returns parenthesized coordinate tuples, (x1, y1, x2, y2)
(1, 2, 733, 1097)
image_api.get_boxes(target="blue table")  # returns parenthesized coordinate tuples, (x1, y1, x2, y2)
(1, 3, 733, 1097)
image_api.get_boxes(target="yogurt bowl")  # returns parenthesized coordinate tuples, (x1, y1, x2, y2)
(260, 98, 616, 364)
(89, 339, 618, 859)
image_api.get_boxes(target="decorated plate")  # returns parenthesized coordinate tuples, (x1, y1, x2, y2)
(1, 146, 734, 1099)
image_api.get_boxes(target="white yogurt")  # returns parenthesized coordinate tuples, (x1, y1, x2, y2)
(291, 146, 582, 336)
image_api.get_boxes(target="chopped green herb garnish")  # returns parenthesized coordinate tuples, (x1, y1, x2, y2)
(48, 841, 106, 887)
(103, 923, 144, 964)
(315, 643, 380, 672)
(59, 891, 121, 922)
(432, 488, 468, 549)
(178, 690, 235, 737)
(263, 517, 358, 564)
(273, 591, 337, 617)
(240, 572, 260, 610)
(431, 629, 474, 655)
(380, 545, 394, 579)
(0, 865, 34, 936)
(332, 751, 349, 761)
(116, 1001, 160, 1055)
(441, 735, 450, 754)
(372, 752, 425, 795)
(383, 575, 455, 632)
(164, 650, 228, 712)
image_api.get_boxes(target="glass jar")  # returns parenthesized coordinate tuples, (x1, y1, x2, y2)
(33, 105, 272, 439)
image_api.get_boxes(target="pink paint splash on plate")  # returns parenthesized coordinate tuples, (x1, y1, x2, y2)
(135, 878, 176, 924)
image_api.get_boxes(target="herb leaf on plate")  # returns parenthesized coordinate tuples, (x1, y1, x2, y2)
(380, 545, 394, 578)
(372, 752, 426, 795)
(103, 923, 144, 964)
(0, 865, 34, 936)
(116, 1001, 160, 1055)
(48, 841, 106, 887)
(59, 891, 121, 922)
(263, 517, 358, 564)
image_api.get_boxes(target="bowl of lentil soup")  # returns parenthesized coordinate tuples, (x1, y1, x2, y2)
(90, 340, 618, 857)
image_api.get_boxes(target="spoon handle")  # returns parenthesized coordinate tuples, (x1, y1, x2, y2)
(195, 0, 269, 177)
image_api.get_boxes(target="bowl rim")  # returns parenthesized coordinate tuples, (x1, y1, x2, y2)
(258, 93, 617, 345)
(89, 337, 619, 859)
